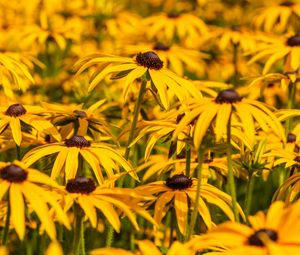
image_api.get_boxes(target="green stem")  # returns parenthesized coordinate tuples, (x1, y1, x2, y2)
(185, 145, 191, 177)
(169, 209, 175, 247)
(2, 197, 10, 245)
(105, 225, 114, 247)
(226, 113, 240, 222)
(232, 43, 239, 87)
(185, 147, 205, 241)
(16, 144, 21, 160)
(73, 206, 84, 255)
(286, 81, 297, 133)
(124, 79, 147, 160)
(244, 174, 255, 219)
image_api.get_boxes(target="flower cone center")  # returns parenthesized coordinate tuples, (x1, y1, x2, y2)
(287, 35, 300, 46)
(66, 176, 96, 194)
(73, 110, 87, 118)
(166, 174, 193, 190)
(287, 133, 296, 143)
(280, 1, 295, 6)
(294, 155, 300, 163)
(0, 164, 28, 182)
(153, 43, 170, 51)
(136, 51, 163, 70)
(5, 104, 27, 117)
(248, 229, 278, 246)
(168, 11, 180, 18)
(215, 89, 242, 104)
(65, 135, 91, 148)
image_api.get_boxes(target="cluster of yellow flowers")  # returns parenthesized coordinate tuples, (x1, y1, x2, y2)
(0, 0, 299, 254)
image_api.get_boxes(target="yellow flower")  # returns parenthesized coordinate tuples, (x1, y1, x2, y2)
(75, 51, 201, 109)
(62, 176, 155, 232)
(0, 103, 60, 145)
(188, 201, 300, 254)
(0, 161, 70, 240)
(23, 135, 137, 183)
(137, 174, 244, 235)
(173, 89, 285, 150)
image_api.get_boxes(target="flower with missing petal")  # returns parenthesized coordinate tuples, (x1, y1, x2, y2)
(23, 135, 136, 183)
(187, 201, 300, 254)
(75, 51, 201, 109)
(0, 161, 70, 240)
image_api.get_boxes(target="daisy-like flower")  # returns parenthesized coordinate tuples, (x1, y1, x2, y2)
(249, 33, 300, 74)
(0, 103, 60, 145)
(137, 174, 244, 235)
(75, 51, 201, 109)
(23, 135, 136, 183)
(254, 1, 300, 32)
(187, 200, 300, 254)
(0, 161, 70, 240)
(143, 11, 208, 42)
(62, 176, 155, 232)
(91, 240, 193, 255)
(173, 89, 285, 149)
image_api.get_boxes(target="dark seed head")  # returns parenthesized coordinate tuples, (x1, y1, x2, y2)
(64, 135, 91, 148)
(286, 34, 300, 47)
(280, 1, 295, 6)
(153, 43, 170, 51)
(248, 229, 278, 246)
(166, 174, 193, 190)
(294, 155, 300, 163)
(287, 133, 297, 143)
(136, 51, 163, 70)
(5, 104, 27, 117)
(66, 176, 96, 194)
(168, 11, 180, 18)
(73, 110, 87, 118)
(0, 164, 28, 182)
(231, 25, 241, 32)
(215, 89, 242, 104)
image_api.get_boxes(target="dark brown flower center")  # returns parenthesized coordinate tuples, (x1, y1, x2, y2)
(64, 135, 91, 148)
(215, 89, 242, 104)
(5, 104, 27, 117)
(248, 229, 278, 246)
(73, 110, 87, 118)
(153, 43, 170, 51)
(0, 164, 28, 182)
(66, 176, 96, 194)
(287, 133, 297, 143)
(136, 51, 163, 70)
(294, 155, 300, 163)
(280, 1, 295, 6)
(166, 174, 193, 190)
(286, 35, 300, 47)
(168, 11, 180, 18)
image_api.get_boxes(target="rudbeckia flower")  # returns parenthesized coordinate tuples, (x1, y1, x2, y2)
(137, 174, 244, 235)
(91, 240, 193, 255)
(75, 51, 201, 109)
(0, 161, 70, 240)
(23, 135, 136, 183)
(187, 200, 300, 254)
(173, 89, 285, 149)
(0, 103, 60, 145)
(62, 176, 155, 232)
(143, 11, 208, 41)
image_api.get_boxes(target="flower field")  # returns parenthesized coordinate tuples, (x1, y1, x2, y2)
(0, 0, 300, 254)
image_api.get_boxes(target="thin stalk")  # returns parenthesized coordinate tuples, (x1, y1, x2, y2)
(286, 81, 297, 133)
(2, 197, 10, 245)
(73, 206, 84, 255)
(185, 145, 191, 177)
(232, 43, 239, 87)
(226, 113, 240, 222)
(16, 144, 21, 160)
(244, 174, 255, 219)
(169, 208, 175, 247)
(185, 147, 205, 241)
(124, 79, 147, 160)
(105, 225, 114, 247)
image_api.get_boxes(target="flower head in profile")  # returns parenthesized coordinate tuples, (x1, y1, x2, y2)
(23, 135, 136, 183)
(0, 103, 60, 145)
(62, 176, 155, 232)
(173, 89, 285, 150)
(188, 201, 300, 254)
(75, 51, 201, 109)
(137, 173, 244, 235)
(0, 161, 70, 240)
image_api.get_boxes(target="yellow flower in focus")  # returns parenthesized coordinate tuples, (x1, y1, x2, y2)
(0, 161, 70, 240)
